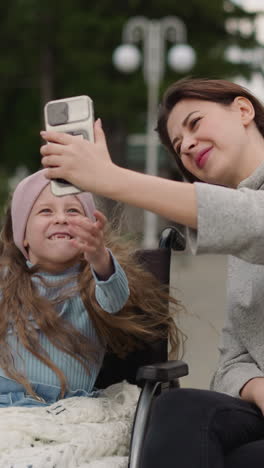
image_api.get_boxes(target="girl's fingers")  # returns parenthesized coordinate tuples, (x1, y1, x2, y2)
(71, 237, 101, 256)
(94, 210, 107, 228)
(69, 213, 105, 231)
(68, 217, 102, 240)
(68, 224, 95, 241)
(70, 238, 89, 253)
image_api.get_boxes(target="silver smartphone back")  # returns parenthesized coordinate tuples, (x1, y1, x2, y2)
(44, 95, 94, 196)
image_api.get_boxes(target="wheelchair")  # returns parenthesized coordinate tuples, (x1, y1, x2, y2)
(96, 227, 264, 468)
(95, 226, 188, 468)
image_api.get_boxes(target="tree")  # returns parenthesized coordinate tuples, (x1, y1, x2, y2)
(0, 0, 260, 183)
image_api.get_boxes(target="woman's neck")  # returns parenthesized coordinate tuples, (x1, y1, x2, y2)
(232, 129, 264, 188)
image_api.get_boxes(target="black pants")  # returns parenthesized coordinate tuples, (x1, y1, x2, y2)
(141, 388, 264, 468)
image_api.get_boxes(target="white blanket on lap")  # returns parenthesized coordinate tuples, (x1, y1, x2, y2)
(0, 381, 140, 468)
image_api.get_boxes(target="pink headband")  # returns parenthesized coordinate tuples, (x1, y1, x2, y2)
(11, 169, 96, 259)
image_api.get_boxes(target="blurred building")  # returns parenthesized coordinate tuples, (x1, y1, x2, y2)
(170, 250, 227, 389)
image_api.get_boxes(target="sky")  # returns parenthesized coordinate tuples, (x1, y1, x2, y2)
(232, 0, 263, 11)
(233, 0, 264, 42)
(230, 0, 264, 100)
(233, 0, 264, 41)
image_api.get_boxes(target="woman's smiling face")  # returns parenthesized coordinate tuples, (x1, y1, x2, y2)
(167, 97, 253, 187)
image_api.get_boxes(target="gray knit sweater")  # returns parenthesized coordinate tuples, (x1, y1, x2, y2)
(187, 162, 264, 398)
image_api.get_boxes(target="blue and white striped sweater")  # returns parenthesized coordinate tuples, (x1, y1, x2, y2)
(0, 251, 129, 393)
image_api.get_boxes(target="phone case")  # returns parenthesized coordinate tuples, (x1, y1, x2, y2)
(44, 95, 94, 196)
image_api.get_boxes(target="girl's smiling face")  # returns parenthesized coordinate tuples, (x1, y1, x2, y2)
(24, 185, 86, 272)
(167, 97, 255, 187)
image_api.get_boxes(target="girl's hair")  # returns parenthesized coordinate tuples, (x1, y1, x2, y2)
(0, 204, 184, 398)
(157, 77, 264, 182)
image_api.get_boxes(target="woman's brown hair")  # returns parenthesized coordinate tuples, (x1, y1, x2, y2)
(157, 77, 264, 182)
(0, 204, 184, 398)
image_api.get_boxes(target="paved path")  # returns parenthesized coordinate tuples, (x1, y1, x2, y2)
(170, 251, 228, 389)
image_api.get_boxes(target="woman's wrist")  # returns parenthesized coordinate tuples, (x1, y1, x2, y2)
(240, 377, 264, 403)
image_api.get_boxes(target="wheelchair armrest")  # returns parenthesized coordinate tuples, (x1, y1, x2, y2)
(129, 360, 188, 468)
(159, 226, 186, 251)
(136, 359, 189, 384)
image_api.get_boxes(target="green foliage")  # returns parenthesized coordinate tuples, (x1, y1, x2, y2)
(0, 0, 260, 184)
(0, 168, 10, 220)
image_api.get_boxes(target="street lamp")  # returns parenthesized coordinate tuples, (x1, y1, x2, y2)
(113, 16, 196, 248)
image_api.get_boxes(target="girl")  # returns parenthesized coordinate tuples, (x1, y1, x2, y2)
(0, 169, 180, 408)
(41, 78, 264, 466)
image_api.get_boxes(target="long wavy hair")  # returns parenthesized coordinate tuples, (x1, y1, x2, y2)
(0, 204, 183, 398)
(157, 77, 264, 182)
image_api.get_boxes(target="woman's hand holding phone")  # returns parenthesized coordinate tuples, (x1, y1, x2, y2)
(40, 119, 114, 196)
(43, 95, 95, 196)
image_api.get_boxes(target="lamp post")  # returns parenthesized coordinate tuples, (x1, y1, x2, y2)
(113, 16, 196, 247)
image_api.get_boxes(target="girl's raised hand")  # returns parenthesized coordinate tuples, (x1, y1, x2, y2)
(68, 210, 114, 280)
(40, 119, 113, 195)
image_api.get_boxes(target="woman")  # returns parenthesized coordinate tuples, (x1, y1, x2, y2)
(41, 78, 264, 466)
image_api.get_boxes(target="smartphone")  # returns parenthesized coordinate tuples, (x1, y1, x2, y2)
(44, 95, 94, 196)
